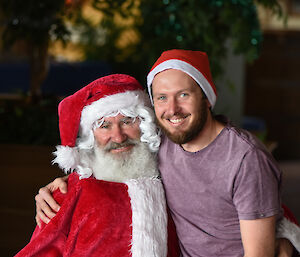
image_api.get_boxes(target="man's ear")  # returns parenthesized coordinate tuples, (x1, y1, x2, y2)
(205, 98, 212, 110)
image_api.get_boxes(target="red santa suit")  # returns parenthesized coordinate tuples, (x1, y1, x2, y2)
(15, 172, 179, 257)
(15, 74, 180, 257)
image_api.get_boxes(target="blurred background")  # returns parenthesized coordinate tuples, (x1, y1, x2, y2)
(0, 0, 299, 255)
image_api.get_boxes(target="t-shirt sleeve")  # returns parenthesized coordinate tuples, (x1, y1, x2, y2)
(233, 148, 282, 220)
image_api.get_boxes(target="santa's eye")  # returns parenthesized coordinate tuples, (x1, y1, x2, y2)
(121, 117, 135, 126)
(100, 122, 111, 129)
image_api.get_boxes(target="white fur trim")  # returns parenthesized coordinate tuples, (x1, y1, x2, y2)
(80, 90, 150, 137)
(147, 59, 217, 108)
(52, 145, 80, 174)
(276, 217, 300, 252)
(126, 177, 168, 257)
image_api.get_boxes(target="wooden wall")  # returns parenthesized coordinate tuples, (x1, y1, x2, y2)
(245, 31, 300, 160)
(0, 145, 62, 256)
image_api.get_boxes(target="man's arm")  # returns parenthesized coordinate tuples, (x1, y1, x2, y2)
(35, 176, 68, 227)
(240, 215, 276, 257)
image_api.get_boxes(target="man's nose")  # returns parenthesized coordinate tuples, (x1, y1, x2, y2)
(111, 125, 127, 143)
(166, 97, 181, 115)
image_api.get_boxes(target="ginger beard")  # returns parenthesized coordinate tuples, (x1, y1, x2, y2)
(90, 139, 158, 182)
(156, 98, 208, 145)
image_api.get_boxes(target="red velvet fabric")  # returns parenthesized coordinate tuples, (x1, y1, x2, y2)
(283, 204, 299, 226)
(167, 208, 180, 257)
(15, 173, 180, 257)
(15, 173, 132, 257)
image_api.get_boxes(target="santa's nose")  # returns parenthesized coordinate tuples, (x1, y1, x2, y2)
(110, 125, 127, 143)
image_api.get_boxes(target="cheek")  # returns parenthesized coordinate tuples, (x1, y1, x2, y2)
(186, 99, 201, 114)
(93, 130, 108, 146)
(127, 124, 141, 140)
(153, 104, 164, 118)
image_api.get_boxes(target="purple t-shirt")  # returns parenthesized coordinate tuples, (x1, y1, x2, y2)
(158, 119, 282, 257)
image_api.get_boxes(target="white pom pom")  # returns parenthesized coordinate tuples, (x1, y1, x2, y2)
(52, 145, 80, 174)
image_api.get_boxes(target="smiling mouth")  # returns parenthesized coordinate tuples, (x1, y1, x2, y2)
(169, 118, 185, 124)
(167, 115, 189, 125)
(105, 141, 136, 153)
(110, 145, 134, 153)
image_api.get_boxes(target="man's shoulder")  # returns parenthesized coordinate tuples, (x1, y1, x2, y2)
(224, 121, 267, 153)
(224, 123, 281, 176)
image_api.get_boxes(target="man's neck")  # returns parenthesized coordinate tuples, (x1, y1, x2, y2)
(181, 115, 225, 153)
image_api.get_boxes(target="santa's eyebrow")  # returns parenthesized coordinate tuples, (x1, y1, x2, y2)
(100, 120, 111, 126)
(121, 117, 136, 123)
(121, 116, 133, 121)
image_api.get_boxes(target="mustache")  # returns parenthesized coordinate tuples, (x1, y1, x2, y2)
(163, 112, 189, 120)
(104, 139, 138, 152)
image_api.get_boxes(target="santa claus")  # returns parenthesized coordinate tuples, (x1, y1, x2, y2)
(15, 74, 179, 257)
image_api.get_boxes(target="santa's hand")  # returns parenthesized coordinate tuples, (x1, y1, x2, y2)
(35, 176, 68, 227)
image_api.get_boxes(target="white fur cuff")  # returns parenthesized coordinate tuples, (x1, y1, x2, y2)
(277, 217, 300, 253)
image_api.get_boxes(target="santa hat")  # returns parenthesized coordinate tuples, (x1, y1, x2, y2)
(53, 74, 147, 173)
(147, 49, 217, 108)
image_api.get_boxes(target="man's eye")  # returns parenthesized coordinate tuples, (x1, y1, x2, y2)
(156, 96, 166, 101)
(180, 93, 188, 97)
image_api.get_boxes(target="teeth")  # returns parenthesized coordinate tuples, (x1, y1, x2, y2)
(170, 118, 184, 123)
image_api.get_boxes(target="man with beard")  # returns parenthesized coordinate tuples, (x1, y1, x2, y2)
(146, 49, 299, 257)
(34, 51, 300, 257)
(15, 74, 179, 257)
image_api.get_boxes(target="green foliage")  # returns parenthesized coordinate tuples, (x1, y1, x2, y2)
(1, 0, 282, 82)
(69, 0, 140, 68)
(136, 0, 282, 80)
(0, 0, 283, 80)
(68, 0, 283, 83)
(0, 0, 70, 47)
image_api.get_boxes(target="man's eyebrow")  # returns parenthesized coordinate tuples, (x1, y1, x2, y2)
(153, 92, 166, 97)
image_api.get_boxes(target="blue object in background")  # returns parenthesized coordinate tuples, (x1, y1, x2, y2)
(0, 61, 112, 96)
(242, 116, 266, 132)
(242, 116, 267, 142)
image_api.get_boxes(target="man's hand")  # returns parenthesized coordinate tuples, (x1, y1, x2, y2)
(276, 238, 294, 257)
(35, 176, 68, 227)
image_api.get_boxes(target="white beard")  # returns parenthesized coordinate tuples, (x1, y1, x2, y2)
(90, 141, 159, 182)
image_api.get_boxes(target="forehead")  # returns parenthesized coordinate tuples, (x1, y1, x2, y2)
(152, 69, 200, 93)
(101, 114, 133, 123)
